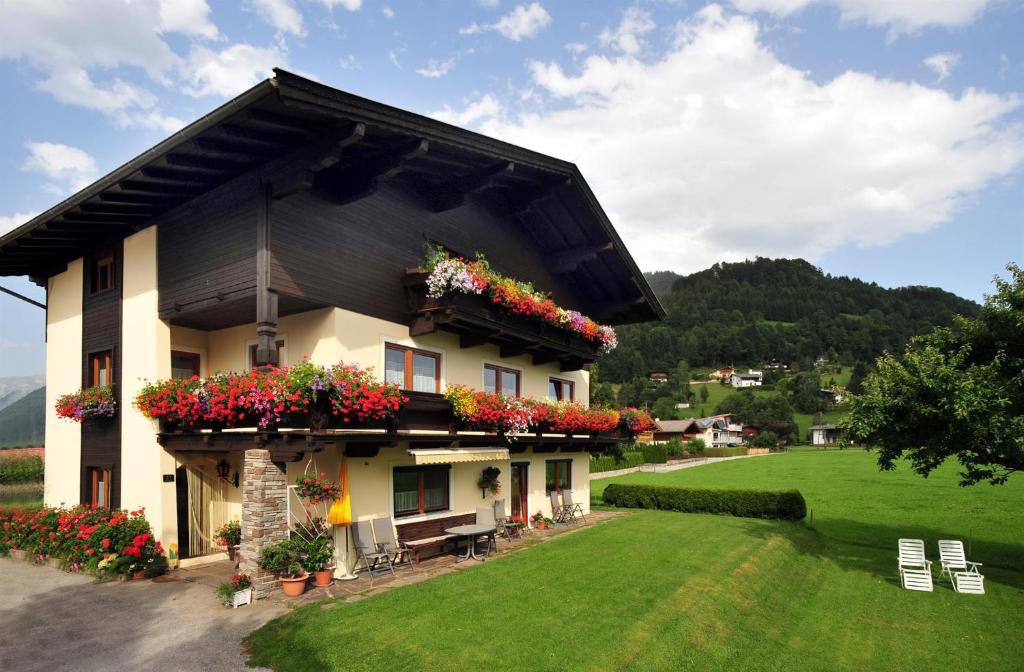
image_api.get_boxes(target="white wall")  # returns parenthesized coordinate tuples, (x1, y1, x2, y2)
(44, 259, 84, 506)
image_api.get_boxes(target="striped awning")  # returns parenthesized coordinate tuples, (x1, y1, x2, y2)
(408, 448, 510, 465)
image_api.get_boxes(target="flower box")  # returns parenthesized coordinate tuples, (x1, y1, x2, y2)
(229, 587, 252, 608)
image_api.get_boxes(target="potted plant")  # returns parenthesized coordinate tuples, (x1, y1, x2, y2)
(216, 573, 253, 608)
(215, 520, 242, 561)
(531, 511, 548, 530)
(258, 539, 308, 597)
(303, 536, 336, 587)
(477, 466, 501, 498)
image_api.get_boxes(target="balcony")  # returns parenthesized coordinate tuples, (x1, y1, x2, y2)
(404, 270, 599, 372)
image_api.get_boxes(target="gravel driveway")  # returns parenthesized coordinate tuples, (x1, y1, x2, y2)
(0, 559, 284, 672)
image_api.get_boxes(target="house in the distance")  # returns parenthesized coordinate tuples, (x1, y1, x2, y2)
(811, 424, 841, 446)
(651, 414, 743, 447)
(708, 367, 734, 381)
(819, 387, 845, 404)
(0, 69, 663, 597)
(730, 369, 763, 388)
(647, 370, 670, 383)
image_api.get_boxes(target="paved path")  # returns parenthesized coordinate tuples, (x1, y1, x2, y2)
(0, 558, 284, 672)
(590, 452, 775, 480)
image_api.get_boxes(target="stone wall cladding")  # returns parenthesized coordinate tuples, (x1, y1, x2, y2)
(239, 448, 289, 599)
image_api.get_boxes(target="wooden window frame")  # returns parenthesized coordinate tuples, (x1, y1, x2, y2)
(88, 350, 113, 388)
(171, 350, 201, 379)
(545, 459, 573, 494)
(88, 466, 112, 508)
(548, 377, 575, 402)
(90, 254, 114, 295)
(385, 343, 442, 393)
(393, 465, 451, 518)
(484, 363, 522, 397)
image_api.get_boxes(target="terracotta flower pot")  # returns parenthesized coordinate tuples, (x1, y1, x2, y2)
(535, 520, 547, 530)
(313, 569, 333, 587)
(279, 572, 309, 597)
(132, 571, 146, 581)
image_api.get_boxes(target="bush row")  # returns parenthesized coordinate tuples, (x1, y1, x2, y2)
(601, 483, 807, 520)
(590, 450, 645, 474)
(639, 443, 669, 464)
(0, 455, 44, 484)
(702, 446, 749, 458)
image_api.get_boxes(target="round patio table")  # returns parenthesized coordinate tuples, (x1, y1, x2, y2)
(445, 524, 496, 562)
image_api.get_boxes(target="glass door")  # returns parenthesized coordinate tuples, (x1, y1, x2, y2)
(510, 462, 529, 524)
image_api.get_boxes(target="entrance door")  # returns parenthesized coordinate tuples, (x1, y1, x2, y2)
(175, 461, 231, 559)
(510, 462, 529, 523)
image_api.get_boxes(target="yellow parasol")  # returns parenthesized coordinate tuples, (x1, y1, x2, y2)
(327, 456, 352, 526)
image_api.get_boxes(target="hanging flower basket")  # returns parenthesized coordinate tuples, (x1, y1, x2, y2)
(55, 385, 117, 424)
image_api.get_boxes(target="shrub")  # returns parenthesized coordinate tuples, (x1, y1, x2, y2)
(0, 455, 44, 484)
(639, 443, 668, 464)
(602, 484, 807, 520)
(748, 431, 780, 449)
(685, 438, 706, 455)
(703, 446, 748, 457)
(258, 538, 304, 576)
(664, 438, 684, 457)
(590, 450, 645, 474)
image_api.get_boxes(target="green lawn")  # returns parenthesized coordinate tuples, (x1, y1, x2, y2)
(246, 451, 1023, 671)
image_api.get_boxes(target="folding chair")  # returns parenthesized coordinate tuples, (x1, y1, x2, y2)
(549, 490, 568, 524)
(493, 498, 521, 540)
(372, 517, 413, 569)
(562, 489, 586, 524)
(352, 519, 394, 578)
(475, 506, 497, 556)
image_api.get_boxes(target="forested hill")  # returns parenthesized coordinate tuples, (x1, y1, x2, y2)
(598, 258, 978, 382)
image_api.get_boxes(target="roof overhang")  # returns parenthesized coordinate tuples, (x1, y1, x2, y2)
(0, 69, 664, 324)
(408, 447, 510, 465)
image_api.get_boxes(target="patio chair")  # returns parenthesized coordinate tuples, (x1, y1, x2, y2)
(372, 517, 413, 569)
(938, 540, 982, 583)
(562, 489, 586, 524)
(475, 506, 497, 556)
(897, 539, 933, 592)
(352, 519, 394, 578)
(549, 490, 568, 524)
(493, 499, 521, 540)
(952, 571, 986, 595)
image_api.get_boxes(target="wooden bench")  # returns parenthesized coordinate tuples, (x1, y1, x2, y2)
(396, 513, 475, 563)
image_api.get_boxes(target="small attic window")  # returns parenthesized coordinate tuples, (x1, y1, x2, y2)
(90, 254, 114, 295)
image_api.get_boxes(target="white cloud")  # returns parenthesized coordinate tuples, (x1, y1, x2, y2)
(471, 5, 1024, 275)
(321, 0, 363, 10)
(565, 42, 588, 55)
(924, 52, 960, 82)
(388, 49, 403, 70)
(248, 0, 305, 36)
(182, 44, 282, 98)
(339, 54, 361, 70)
(158, 0, 220, 39)
(731, 0, 993, 35)
(461, 2, 552, 41)
(415, 58, 456, 79)
(431, 94, 503, 126)
(35, 68, 183, 132)
(0, 212, 39, 238)
(382, 7, 394, 19)
(22, 142, 98, 195)
(599, 7, 656, 56)
(477, 0, 501, 8)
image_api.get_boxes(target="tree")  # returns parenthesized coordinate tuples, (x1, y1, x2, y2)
(847, 263, 1023, 485)
(749, 431, 780, 449)
(590, 383, 615, 407)
(789, 371, 826, 413)
(652, 397, 679, 421)
(699, 384, 709, 404)
(847, 361, 869, 395)
(716, 391, 798, 441)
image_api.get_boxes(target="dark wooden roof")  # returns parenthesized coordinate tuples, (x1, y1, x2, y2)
(0, 69, 664, 324)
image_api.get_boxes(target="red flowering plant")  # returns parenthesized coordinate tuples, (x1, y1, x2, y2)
(620, 407, 657, 434)
(296, 472, 343, 504)
(215, 520, 241, 548)
(424, 245, 618, 354)
(55, 385, 117, 423)
(445, 385, 534, 435)
(527, 400, 620, 435)
(325, 362, 406, 425)
(135, 376, 205, 428)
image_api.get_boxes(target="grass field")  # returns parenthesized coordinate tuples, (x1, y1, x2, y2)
(245, 452, 1024, 671)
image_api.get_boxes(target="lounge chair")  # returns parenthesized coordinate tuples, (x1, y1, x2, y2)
(549, 490, 568, 524)
(493, 499, 521, 540)
(475, 506, 497, 556)
(352, 519, 394, 578)
(562, 489, 586, 524)
(897, 538, 933, 592)
(952, 571, 986, 595)
(938, 540, 982, 583)
(372, 517, 413, 569)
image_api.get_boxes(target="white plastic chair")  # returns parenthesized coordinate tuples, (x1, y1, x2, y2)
(938, 540, 982, 583)
(897, 539, 933, 592)
(952, 571, 986, 595)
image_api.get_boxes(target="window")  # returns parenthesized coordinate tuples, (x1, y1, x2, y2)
(384, 344, 441, 393)
(548, 378, 575, 402)
(484, 364, 520, 397)
(171, 351, 201, 380)
(88, 467, 112, 508)
(545, 459, 573, 493)
(88, 350, 113, 387)
(393, 465, 450, 517)
(248, 339, 286, 369)
(90, 255, 114, 295)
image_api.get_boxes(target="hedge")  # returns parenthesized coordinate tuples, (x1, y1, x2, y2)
(590, 451, 645, 474)
(639, 443, 668, 464)
(0, 456, 44, 484)
(702, 446, 749, 458)
(601, 483, 807, 520)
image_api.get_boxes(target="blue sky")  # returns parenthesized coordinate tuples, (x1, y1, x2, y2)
(1, 0, 1022, 376)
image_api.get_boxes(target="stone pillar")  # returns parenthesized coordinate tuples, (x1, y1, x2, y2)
(239, 448, 289, 599)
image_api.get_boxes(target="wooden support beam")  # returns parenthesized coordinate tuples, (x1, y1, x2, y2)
(244, 109, 323, 133)
(45, 220, 133, 232)
(140, 166, 230, 182)
(255, 183, 279, 367)
(532, 352, 559, 366)
(548, 242, 614, 273)
(217, 124, 303, 147)
(559, 357, 585, 373)
(164, 153, 252, 172)
(316, 138, 429, 206)
(499, 343, 530, 358)
(430, 162, 514, 212)
(61, 212, 147, 224)
(460, 329, 499, 349)
(98, 191, 177, 205)
(119, 179, 205, 196)
(270, 123, 366, 200)
(79, 202, 163, 215)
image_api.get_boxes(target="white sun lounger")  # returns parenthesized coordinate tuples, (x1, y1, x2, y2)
(897, 539, 933, 592)
(938, 540, 982, 583)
